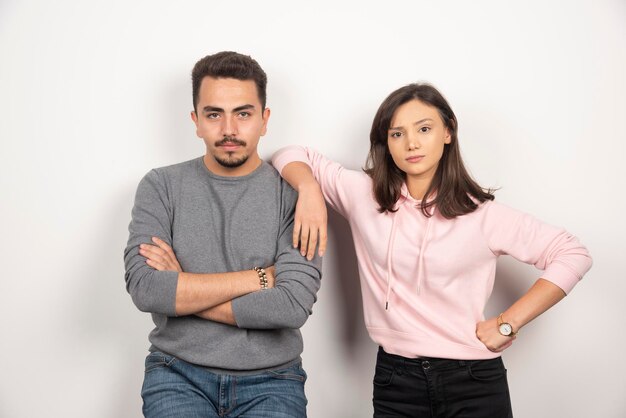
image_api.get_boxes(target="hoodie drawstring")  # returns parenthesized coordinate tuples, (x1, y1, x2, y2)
(384, 210, 400, 310)
(385, 203, 434, 310)
(416, 214, 433, 295)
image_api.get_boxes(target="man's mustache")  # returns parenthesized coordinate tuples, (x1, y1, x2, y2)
(216, 137, 247, 147)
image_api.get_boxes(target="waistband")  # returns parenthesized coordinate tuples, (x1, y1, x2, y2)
(377, 346, 503, 372)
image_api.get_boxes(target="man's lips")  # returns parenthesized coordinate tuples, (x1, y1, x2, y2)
(216, 138, 246, 151)
(219, 142, 242, 150)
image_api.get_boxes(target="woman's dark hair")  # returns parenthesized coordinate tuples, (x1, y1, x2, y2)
(191, 51, 267, 112)
(364, 83, 494, 218)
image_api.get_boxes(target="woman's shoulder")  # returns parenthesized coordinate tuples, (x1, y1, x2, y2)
(468, 198, 536, 230)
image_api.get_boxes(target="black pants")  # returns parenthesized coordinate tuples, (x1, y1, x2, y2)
(373, 347, 513, 418)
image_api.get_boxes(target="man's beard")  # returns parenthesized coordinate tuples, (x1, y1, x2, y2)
(214, 137, 248, 168)
(214, 153, 249, 168)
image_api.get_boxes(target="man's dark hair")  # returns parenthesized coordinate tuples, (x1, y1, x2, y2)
(364, 83, 494, 218)
(191, 51, 267, 112)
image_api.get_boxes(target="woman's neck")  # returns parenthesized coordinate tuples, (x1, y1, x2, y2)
(406, 175, 433, 201)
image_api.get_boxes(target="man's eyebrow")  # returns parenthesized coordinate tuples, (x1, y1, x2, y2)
(202, 105, 224, 113)
(202, 104, 256, 113)
(233, 104, 255, 112)
(388, 118, 434, 131)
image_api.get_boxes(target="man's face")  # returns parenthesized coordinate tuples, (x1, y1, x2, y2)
(191, 77, 270, 176)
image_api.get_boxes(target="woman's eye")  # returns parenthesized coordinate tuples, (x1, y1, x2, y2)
(390, 131, 402, 138)
(419, 126, 430, 133)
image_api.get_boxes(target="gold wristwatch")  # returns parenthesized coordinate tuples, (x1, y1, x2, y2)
(497, 313, 517, 337)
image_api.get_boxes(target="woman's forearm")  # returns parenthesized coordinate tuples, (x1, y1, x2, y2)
(281, 161, 319, 191)
(500, 278, 566, 333)
(476, 278, 567, 352)
(280, 161, 328, 259)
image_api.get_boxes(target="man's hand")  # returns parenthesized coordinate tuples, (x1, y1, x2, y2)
(293, 182, 327, 261)
(139, 237, 183, 272)
(475, 317, 516, 353)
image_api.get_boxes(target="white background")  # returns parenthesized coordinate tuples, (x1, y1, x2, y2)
(1, 1, 624, 417)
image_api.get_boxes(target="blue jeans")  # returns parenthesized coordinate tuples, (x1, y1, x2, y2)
(141, 351, 308, 418)
(373, 347, 513, 418)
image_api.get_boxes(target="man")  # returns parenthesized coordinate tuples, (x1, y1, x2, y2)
(124, 51, 322, 417)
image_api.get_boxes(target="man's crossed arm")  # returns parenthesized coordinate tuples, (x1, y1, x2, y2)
(124, 169, 321, 330)
(139, 237, 275, 326)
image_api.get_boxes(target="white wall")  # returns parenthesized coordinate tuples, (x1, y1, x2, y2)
(1, 1, 624, 417)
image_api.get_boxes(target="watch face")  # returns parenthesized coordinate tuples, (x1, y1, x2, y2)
(499, 323, 512, 336)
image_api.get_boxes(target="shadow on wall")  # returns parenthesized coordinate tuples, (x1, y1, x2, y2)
(70, 186, 152, 417)
(161, 77, 200, 161)
(326, 208, 370, 354)
(486, 257, 535, 320)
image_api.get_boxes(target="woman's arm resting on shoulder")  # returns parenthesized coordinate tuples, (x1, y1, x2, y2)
(476, 278, 565, 352)
(281, 162, 328, 260)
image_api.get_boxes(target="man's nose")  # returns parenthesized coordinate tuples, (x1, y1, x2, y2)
(222, 116, 237, 137)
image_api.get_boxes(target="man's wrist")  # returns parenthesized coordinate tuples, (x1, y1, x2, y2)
(253, 267, 269, 290)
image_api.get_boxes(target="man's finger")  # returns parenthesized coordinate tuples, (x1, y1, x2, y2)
(141, 248, 169, 265)
(142, 250, 167, 265)
(152, 237, 173, 252)
(141, 243, 167, 257)
(146, 258, 166, 271)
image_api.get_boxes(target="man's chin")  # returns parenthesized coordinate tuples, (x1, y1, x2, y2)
(214, 154, 249, 169)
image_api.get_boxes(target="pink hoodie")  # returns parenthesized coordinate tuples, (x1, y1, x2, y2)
(272, 146, 592, 360)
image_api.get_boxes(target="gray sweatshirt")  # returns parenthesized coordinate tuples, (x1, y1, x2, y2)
(124, 157, 322, 373)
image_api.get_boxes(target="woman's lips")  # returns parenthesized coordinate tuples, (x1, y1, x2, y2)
(406, 155, 424, 163)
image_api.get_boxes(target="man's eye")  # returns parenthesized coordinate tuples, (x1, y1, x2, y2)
(207, 113, 219, 119)
(239, 112, 251, 118)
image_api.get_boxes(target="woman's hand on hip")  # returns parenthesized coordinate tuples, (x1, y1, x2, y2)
(476, 317, 516, 353)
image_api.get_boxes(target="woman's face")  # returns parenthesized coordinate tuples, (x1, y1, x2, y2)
(387, 99, 451, 184)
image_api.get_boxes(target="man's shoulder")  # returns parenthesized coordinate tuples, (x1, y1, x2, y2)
(135, 157, 203, 194)
(252, 162, 298, 210)
(252, 161, 289, 190)
(150, 157, 202, 178)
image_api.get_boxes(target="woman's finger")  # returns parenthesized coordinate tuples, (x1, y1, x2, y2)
(318, 226, 328, 257)
(293, 219, 302, 249)
(307, 227, 318, 261)
(299, 225, 310, 256)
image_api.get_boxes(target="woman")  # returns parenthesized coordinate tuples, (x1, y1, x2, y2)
(271, 83, 592, 417)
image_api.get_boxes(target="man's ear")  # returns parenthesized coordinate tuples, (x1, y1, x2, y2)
(190, 110, 201, 138)
(260, 107, 271, 136)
